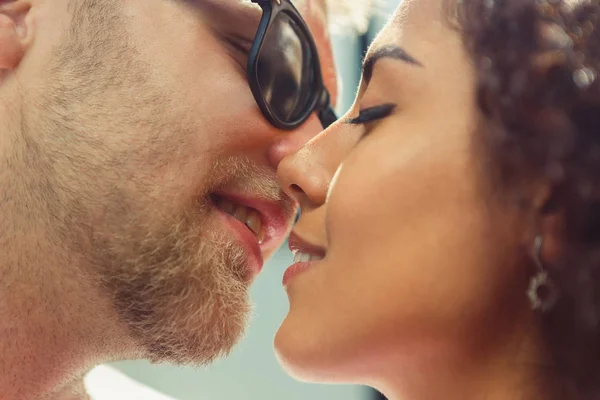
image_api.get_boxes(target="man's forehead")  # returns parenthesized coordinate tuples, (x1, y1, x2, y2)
(204, 0, 327, 20)
(200, 0, 329, 42)
(204, 0, 323, 11)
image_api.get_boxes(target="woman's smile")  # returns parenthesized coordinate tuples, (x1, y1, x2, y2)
(283, 232, 326, 287)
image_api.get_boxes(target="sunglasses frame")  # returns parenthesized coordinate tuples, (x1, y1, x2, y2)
(248, 0, 337, 130)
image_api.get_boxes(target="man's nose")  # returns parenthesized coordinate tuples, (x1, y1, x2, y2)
(267, 113, 324, 169)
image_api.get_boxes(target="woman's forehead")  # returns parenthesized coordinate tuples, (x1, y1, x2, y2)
(366, 0, 473, 100)
(391, 0, 445, 28)
(373, 0, 448, 49)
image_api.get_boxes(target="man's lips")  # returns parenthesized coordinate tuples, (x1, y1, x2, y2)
(212, 192, 293, 279)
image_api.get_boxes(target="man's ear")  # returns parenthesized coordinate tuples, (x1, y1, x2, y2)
(0, 0, 32, 70)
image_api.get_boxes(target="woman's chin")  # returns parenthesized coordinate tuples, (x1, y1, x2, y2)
(274, 315, 359, 384)
(274, 319, 324, 382)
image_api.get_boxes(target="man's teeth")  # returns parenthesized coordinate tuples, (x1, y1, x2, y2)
(216, 198, 265, 243)
(293, 251, 324, 263)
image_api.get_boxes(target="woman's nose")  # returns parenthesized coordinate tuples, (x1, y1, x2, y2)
(276, 140, 331, 208)
(276, 119, 360, 209)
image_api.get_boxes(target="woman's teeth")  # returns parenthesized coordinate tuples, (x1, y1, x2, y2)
(216, 197, 265, 244)
(293, 251, 324, 263)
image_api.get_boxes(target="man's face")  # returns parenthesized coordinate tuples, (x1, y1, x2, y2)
(4, 0, 336, 365)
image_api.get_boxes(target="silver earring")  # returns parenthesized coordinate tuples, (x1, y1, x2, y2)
(527, 236, 558, 312)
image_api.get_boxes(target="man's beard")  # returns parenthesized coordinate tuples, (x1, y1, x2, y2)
(84, 158, 284, 366)
(65, 154, 281, 366)
(91, 195, 252, 365)
(14, 0, 287, 366)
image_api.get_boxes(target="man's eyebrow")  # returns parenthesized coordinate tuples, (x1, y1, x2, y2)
(362, 45, 423, 84)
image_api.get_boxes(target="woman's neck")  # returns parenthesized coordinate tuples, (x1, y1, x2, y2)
(374, 318, 555, 400)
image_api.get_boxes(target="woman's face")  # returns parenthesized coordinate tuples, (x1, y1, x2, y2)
(275, 0, 534, 387)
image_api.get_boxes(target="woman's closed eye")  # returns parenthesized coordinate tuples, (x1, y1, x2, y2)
(346, 103, 397, 140)
(347, 103, 397, 125)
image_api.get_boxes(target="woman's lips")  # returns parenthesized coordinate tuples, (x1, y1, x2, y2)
(283, 262, 316, 287)
(283, 232, 326, 287)
(288, 232, 326, 258)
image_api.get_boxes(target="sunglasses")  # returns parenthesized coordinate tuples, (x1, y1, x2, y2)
(249, 0, 338, 130)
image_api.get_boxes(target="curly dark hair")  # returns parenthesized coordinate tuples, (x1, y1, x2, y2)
(455, 0, 600, 398)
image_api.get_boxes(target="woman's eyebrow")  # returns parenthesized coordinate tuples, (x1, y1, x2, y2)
(362, 44, 423, 84)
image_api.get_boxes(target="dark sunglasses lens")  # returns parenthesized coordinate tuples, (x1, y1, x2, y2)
(257, 12, 317, 124)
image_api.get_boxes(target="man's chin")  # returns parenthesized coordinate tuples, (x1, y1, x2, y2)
(98, 223, 252, 366)
(139, 286, 251, 366)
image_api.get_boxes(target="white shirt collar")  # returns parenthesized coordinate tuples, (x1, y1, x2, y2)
(85, 365, 177, 400)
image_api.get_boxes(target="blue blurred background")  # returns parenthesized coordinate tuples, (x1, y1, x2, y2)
(110, 1, 399, 399)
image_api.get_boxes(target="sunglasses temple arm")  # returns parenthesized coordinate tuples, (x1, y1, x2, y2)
(318, 107, 337, 129)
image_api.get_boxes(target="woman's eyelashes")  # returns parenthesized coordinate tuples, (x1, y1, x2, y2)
(347, 103, 397, 125)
